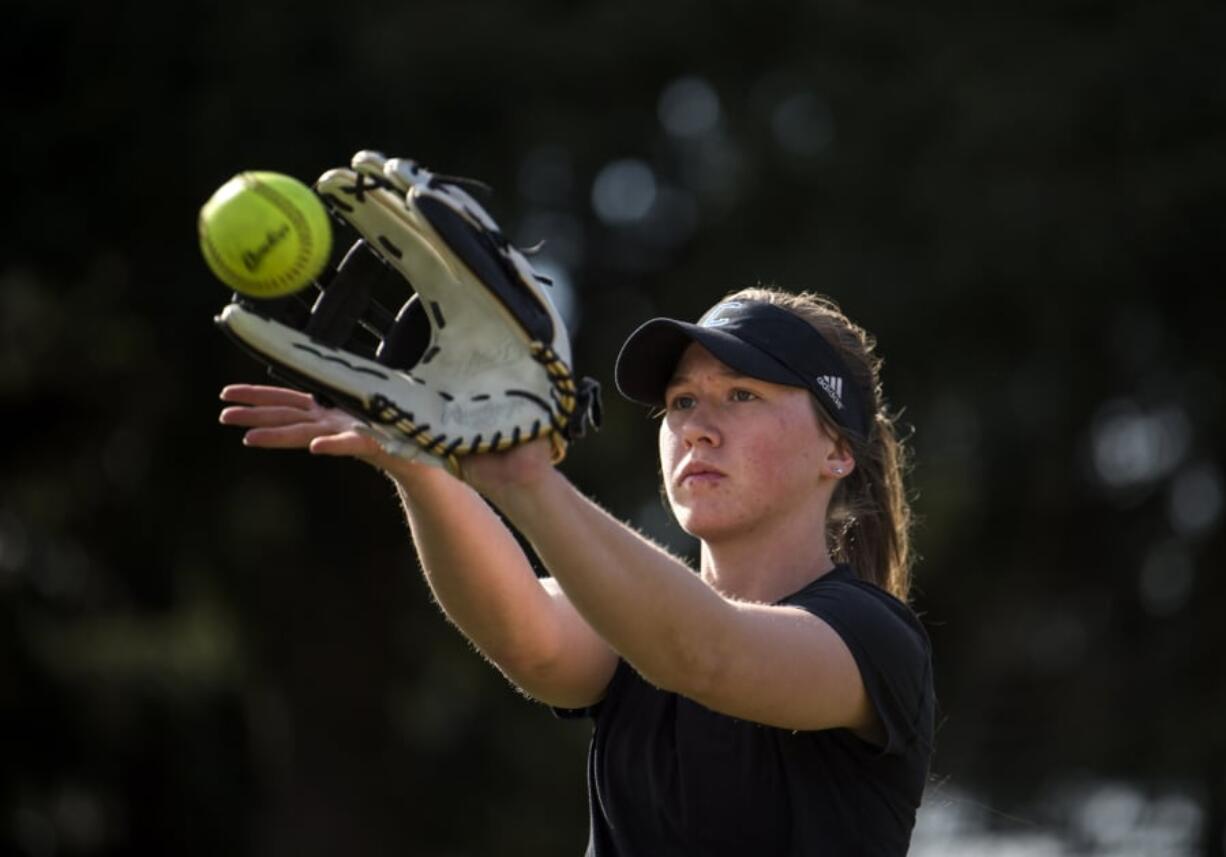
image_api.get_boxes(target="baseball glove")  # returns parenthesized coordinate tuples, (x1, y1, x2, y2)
(215, 150, 601, 472)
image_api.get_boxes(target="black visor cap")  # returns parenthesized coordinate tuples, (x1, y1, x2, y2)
(614, 300, 871, 439)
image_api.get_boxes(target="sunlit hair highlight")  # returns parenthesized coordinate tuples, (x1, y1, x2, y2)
(724, 286, 916, 602)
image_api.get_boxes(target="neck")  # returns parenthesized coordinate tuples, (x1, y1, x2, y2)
(698, 512, 836, 603)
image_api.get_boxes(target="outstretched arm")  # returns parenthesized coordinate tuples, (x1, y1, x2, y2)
(219, 384, 616, 708)
(463, 441, 879, 738)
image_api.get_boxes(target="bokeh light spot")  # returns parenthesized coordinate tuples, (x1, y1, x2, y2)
(1090, 400, 1189, 489)
(1168, 462, 1223, 536)
(658, 76, 722, 139)
(591, 159, 657, 225)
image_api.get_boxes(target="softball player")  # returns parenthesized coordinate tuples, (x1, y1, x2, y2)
(220, 286, 934, 856)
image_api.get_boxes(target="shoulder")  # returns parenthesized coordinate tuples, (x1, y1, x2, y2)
(785, 566, 934, 754)
(785, 566, 929, 652)
(784, 567, 932, 703)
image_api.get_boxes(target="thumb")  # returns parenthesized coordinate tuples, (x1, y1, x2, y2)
(308, 430, 384, 460)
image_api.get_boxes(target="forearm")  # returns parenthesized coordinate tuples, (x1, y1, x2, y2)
(220, 386, 589, 686)
(389, 466, 562, 673)
(491, 469, 733, 692)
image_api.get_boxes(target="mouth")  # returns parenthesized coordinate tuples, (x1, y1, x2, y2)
(677, 461, 727, 487)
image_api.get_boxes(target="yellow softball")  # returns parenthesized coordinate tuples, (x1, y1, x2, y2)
(198, 171, 333, 298)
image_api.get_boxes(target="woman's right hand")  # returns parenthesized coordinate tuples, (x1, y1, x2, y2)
(218, 384, 431, 480)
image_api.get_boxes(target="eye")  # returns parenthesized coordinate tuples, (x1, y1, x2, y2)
(667, 393, 696, 411)
(730, 388, 758, 402)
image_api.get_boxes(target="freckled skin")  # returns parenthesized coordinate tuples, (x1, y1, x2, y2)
(659, 343, 838, 546)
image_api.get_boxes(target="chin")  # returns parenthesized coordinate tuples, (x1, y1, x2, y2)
(673, 505, 748, 543)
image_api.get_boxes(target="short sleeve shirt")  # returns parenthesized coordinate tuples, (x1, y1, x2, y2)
(568, 565, 934, 857)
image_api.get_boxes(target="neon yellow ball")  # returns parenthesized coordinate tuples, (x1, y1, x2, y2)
(198, 171, 333, 298)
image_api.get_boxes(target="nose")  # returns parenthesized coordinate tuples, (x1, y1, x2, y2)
(678, 402, 722, 448)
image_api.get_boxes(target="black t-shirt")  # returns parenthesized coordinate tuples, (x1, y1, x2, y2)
(564, 565, 934, 857)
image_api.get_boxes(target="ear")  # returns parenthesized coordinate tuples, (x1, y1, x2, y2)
(823, 442, 856, 480)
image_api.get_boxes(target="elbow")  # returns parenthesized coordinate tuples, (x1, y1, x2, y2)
(495, 627, 562, 683)
(493, 627, 571, 696)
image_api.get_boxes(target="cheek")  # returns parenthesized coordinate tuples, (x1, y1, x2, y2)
(658, 422, 680, 472)
(742, 410, 824, 484)
(741, 434, 792, 483)
(658, 424, 684, 507)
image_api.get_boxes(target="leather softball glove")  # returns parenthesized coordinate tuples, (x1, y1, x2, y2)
(216, 150, 600, 471)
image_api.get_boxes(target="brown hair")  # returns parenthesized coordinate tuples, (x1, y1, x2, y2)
(724, 286, 916, 601)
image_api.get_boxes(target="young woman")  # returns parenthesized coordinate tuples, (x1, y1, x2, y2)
(219, 286, 934, 856)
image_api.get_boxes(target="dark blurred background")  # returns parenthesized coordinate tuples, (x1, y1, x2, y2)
(4, 0, 1224, 854)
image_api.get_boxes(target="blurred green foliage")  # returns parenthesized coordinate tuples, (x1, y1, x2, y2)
(3, 0, 1224, 854)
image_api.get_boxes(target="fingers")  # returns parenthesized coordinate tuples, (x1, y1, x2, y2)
(219, 382, 376, 454)
(220, 384, 317, 409)
(220, 405, 320, 429)
(218, 382, 413, 466)
(308, 430, 383, 458)
(240, 423, 337, 449)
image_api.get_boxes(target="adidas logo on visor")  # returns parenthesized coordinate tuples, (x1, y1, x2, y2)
(816, 375, 844, 410)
